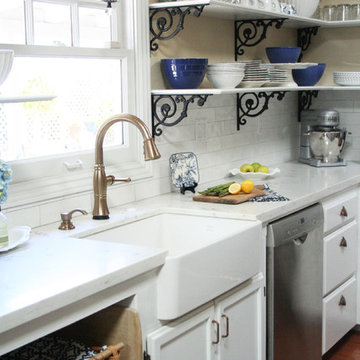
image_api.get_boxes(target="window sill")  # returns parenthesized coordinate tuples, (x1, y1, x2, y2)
(4, 161, 154, 211)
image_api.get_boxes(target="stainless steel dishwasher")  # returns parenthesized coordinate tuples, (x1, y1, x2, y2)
(266, 204, 324, 360)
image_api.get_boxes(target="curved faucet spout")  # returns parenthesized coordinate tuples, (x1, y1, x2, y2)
(93, 114, 160, 220)
(95, 113, 160, 165)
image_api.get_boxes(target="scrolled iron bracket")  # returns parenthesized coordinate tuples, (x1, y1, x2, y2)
(298, 90, 319, 121)
(150, 5, 206, 51)
(297, 26, 319, 61)
(235, 18, 286, 59)
(152, 94, 210, 137)
(237, 91, 287, 130)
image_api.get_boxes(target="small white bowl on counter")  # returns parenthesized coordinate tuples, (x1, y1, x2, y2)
(229, 167, 280, 180)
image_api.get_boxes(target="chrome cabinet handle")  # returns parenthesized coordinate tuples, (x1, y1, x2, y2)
(221, 314, 230, 338)
(212, 320, 220, 344)
(339, 295, 347, 306)
(340, 206, 348, 217)
(340, 237, 348, 248)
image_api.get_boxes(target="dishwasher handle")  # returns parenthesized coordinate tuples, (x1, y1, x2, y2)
(293, 233, 308, 246)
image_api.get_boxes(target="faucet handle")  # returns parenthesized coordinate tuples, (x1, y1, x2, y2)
(106, 175, 131, 185)
(59, 209, 88, 230)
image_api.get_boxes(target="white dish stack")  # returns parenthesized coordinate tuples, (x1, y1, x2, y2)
(333, 72, 360, 86)
(207, 62, 245, 88)
(239, 60, 270, 88)
(262, 64, 288, 85)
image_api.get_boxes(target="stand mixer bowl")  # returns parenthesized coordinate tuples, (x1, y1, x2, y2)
(309, 129, 347, 163)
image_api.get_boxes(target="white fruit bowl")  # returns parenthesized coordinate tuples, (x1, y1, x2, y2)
(229, 167, 280, 180)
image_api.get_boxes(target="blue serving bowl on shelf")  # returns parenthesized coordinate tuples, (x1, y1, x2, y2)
(292, 63, 326, 86)
(161, 58, 208, 89)
(265, 47, 301, 63)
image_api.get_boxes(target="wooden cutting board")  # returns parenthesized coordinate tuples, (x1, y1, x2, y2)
(193, 185, 266, 205)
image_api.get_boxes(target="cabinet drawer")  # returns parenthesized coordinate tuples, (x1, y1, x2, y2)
(322, 190, 358, 234)
(323, 221, 358, 295)
(322, 276, 357, 355)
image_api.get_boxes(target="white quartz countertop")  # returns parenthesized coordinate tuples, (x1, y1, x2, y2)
(82, 160, 359, 226)
(0, 233, 166, 334)
(1, 160, 360, 347)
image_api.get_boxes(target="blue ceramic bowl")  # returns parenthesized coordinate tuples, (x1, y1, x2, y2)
(265, 47, 301, 63)
(292, 63, 326, 86)
(161, 58, 208, 89)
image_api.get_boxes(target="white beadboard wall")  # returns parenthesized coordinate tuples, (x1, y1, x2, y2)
(311, 91, 360, 161)
(5, 92, 299, 228)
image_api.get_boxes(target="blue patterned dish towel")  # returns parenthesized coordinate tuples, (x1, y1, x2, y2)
(248, 184, 290, 202)
(0, 335, 107, 360)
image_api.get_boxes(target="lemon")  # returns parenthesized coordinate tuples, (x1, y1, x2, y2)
(241, 180, 255, 194)
(229, 182, 242, 195)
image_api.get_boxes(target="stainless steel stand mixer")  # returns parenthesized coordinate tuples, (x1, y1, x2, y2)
(299, 110, 348, 167)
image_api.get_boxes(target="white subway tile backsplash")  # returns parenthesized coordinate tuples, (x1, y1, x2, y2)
(134, 177, 171, 201)
(39, 193, 92, 226)
(107, 183, 136, 209)
(5, 206, 41, 228)
(8, 89, 319, 228)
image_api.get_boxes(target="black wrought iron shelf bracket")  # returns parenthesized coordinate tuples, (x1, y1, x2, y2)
(237, 91, 288, 130)
(297, 26, 319, 61)
(152, 94, 211, 137)
(150, 4, 207, 51)
(298, 90, 319, 121)
(234, 18, 286, 59)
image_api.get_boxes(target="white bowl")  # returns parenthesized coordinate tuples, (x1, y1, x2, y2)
(207, 73, 244, 88)
(207, 70, 245, 76)
(209, 63, 246, 69)
(208, 67, 245, 73)
(0, 50, 14, 87)
(229, 167, 280, 180)
(0, 225, 31, 252)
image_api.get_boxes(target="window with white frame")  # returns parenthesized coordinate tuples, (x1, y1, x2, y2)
(0, 0, 150, 207)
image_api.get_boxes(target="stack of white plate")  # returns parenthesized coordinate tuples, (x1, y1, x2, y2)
(239, 60, 270, 88)
(207, 62, 245, 88)
(333, 72, 360, 86)
(262, 64, 288, 85)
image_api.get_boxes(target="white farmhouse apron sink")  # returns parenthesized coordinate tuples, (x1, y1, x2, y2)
(85, 213, 262, 320)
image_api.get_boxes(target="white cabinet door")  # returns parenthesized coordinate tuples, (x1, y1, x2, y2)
(322, 189, 358, 234)
(147, 305, 215, 360)
(322, 276, 357, 354)
(215, 276, 264, 360)
(323, 220, 358, 295)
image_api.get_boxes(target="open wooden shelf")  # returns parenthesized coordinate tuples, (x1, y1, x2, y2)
(150, 0, 360, 29)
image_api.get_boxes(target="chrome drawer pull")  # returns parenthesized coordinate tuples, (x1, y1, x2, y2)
(221, 314, 230, 338)
(340, 237, 348, 248)
(339, 295, 347, 306)
(212, 320, 220, 344)
(340, 206, 348, 217)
